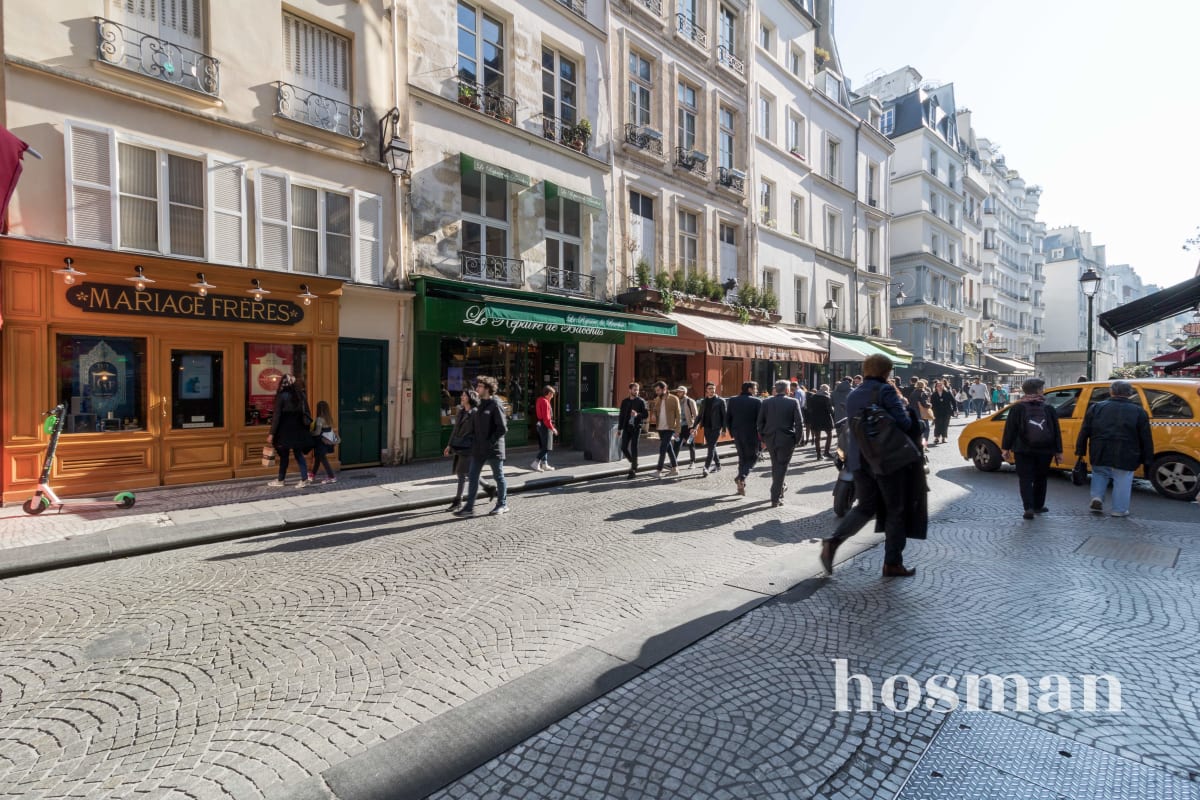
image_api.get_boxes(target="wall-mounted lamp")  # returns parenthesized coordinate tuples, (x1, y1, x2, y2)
(379, 107, 412, 177)
(298, 284, 318, 306)
(53, 257, 87, 286)
(189, 272, 216, 297)
(125, 265, 154, 292)
(247, 278, 270, 302)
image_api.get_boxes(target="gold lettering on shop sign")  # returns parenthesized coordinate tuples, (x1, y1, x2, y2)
(66, 283, 304, 326)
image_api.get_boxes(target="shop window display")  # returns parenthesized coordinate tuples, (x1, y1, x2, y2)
(245, 343, 308, 426)
(439, 337, 529, 424)
(56, 335, 147, 433)
(634, 350, 688, 400)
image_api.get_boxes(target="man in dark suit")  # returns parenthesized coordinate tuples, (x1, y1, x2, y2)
(698, 382, 727, 475)
(724, 381, 762, 496)
(757, 380, 804, 507)
(616, 382, 648, 479)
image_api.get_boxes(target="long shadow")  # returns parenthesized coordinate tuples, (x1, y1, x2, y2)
(732, 509, 838, 546)
(606, 495, 742, 523)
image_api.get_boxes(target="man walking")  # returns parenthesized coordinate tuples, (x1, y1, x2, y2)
(648, 380, 681, 477)
(456, 375, 509, 516)
(1001, 377, 1064, 519)
(673, 385, 700, 468)
(1075, 380, 1154, 517)
(758, 380, 804, 507)
(616, 382, 648, 479)
(969, 377, 990, 419)
(698, 382, 727, 475)
(831, 376, 853, 422)
(806, 384, 835, 459)
(725, 381, 762, 495)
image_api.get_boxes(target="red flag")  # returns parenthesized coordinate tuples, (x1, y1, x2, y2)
(0, 126, 30, 236)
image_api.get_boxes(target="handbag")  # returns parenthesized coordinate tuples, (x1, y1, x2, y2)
(1071, 458, 1088, 486)
(448, 432, 473, 453)
(261, 448, 276, 468)
(850, 386, 923, 476)
(920, 403, 935, 422)
(321, 429, 341, 446)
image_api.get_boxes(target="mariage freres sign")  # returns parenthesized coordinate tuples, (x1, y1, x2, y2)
(67, 283, 304, 326)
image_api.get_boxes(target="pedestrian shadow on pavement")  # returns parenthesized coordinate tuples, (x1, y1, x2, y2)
(607, 495, 743, 524)
(732, 511, 834, 547)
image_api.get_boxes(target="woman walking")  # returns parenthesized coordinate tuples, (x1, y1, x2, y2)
(532, 385, 559, 471)
(266, 374, 312, 487)
(445, 389, 490, 511)
(310, 400, 338, 484)
(914, 379, 934, 442)
(930, 380, 957, 445)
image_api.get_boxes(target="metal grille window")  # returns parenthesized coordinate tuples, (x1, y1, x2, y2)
(117, 0, 204, 49)
(678, 209, 698, 274)
(457, 1, 505, 95)
(718, 107, 734, 170)
(628, 52, 652, 126)
(677, 81, 697, 150)
(283, 12, 350, 103)
(542, 48, 578, 128)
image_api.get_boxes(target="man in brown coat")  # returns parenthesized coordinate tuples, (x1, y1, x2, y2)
(648, 380, 682, 477)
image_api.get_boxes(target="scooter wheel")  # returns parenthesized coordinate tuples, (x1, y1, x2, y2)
(114, 492, 136, 509)
(22, 497, 50, 515)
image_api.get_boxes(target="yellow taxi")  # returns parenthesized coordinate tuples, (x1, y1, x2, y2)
(957, 379, 1200, 501)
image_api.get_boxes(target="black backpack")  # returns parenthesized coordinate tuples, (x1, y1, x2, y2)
(1021, 402, 1054, 448)
(850, 386, 922, 475)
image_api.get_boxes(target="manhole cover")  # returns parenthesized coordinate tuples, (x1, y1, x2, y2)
(1074, 536, 1179, 568)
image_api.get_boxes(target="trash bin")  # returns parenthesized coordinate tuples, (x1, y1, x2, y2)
(577, 408, 621, 462)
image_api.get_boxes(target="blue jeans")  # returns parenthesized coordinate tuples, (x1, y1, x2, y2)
(467, 455, 507, 508)
(972, 398, 987, 418)
(657, 431, 678, 470)
(1091, 464, 1134, 514)
(276, 446, 309, 482)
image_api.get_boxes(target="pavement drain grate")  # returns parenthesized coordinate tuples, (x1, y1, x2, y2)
(897, 710, 1199, 800)
(1074, 536, 1180, 568)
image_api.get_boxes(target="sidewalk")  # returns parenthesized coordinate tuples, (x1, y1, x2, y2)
(0, 437, 735, 578)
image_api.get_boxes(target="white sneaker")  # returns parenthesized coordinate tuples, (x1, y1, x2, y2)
(1110, 511, 1130, 518)
(531, 460, 544, 472)
(542, 462, 556, 471)
(489, 504, 510, 515)
(297, 478, 313, 488)
(667, 467, 679, 476)
(266, 480, 285, 488)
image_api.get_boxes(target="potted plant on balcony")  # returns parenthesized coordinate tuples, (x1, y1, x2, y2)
(654, 269, 672, 294)
(570, 119, 592, 152)
(458, 83, 480, 110)
(814, 46, 831, 68)
(685, 271, 703, 297)
(635, 259, 652, 289)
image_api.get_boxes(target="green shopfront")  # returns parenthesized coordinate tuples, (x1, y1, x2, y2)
(413, 277, 676, 459)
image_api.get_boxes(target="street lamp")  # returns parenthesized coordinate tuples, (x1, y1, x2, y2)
(1079, 267, 1102, 380)
(975, 337, 984, 370)
(1131, 329, 1142, 365)
(823, 299, 839, 383)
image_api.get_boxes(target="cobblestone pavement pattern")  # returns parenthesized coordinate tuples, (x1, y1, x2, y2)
(434, 442, 1200, 799)
(0, 442, 845, 798)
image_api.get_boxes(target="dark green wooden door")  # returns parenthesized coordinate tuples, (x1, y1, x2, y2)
(338, 339, 387, 465)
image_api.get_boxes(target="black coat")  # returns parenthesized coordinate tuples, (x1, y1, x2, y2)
(270, 387, 311, 451)
(1001, 399, 1063, 455)
(875, 404, 928, 540)
(930, 389, 957, 419)
(725, 392, 763, 442)
(1075, 397, 1154, 471)
(806, 392, 835, 432)
(449, 408, 476, 476)
(757, 394, 804, 448)
(698, 395, 727, 433)
(618, 395, 648, 432)
(472, 396, 508, 460)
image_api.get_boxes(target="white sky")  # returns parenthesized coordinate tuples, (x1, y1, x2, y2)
(834, 0, 1200, 290)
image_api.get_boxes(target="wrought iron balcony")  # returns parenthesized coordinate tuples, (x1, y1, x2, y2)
(546, 268, 595, 297)
(542, 115, 589, 154)
(555, 0, 587, 17)
(275, 82, 363, 140)
(95, 16, 220, 98)
(624, 124, 664, 155)
(717, 45, 744, 75)
(717, 167, 745, 194)
(676, 14, 708, 47)
(460, 251, 525, 286)
(635, 0, 663, 13)
(455, 77, 517, 125)
(674, 147, 709, 177)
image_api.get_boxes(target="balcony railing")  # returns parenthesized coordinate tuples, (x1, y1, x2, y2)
(674, 146, 709, 177)
(542, 115, 589, 154)
(717, 167, 745, 193)
(624, 123, 664, 155)
(460, 251, 524, 286)
(635, 0, 663, 14)
(676, 14, 708, 47)
(455, 77, 517, 125)
(795, 311, 807, 325)
(555, 0, 587, 17)
(546, 268, 595, 297)
(716, 45, 744, 75)
(95, 17, 220, 98)
(275, 82, 363, 140)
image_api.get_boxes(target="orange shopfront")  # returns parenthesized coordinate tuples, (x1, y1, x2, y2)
(0, 241, 341, 503)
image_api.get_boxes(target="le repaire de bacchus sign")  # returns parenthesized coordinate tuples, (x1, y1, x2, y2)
(67, 283, 305, 326)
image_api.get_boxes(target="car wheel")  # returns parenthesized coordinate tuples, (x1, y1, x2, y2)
(970, 439, 1002, 472)
(1149, 454, 1200, 501)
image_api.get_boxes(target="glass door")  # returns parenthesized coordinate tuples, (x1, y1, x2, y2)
(160, 341, 231, 484)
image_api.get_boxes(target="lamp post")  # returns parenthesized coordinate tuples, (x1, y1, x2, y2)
(975, 337, 984, 371)
(1079, 267, 1102, 380)
(823, 299, 839, 384)
(1131, 329, 1142, 366)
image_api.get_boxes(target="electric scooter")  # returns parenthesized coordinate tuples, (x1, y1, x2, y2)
(22, 404, 137, 515)
(832, 416, 855, 517)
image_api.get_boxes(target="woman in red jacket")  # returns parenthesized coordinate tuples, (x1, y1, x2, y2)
(533, 385, 559, 471)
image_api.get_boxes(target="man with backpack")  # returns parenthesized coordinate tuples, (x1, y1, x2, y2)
(1001, 377, 1064, 520)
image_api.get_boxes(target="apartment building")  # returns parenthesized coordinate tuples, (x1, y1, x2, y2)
(0, 0, 405, 502)
(954, 109, 988, 349)
(1042, 225, 1113, 354)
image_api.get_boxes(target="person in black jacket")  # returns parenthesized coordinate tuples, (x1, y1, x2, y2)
(698, 382, 727, 475)
(616, 382, 649, 479)
(1075, 380, 1154, 517)
(456, 375, 509, 516)
(725, 381, 762, 496)
(929, 380, 957, 445)
(266, 374, 312, 488)
(806, 384, 835, 459)
(1001, 377, 1064, 519)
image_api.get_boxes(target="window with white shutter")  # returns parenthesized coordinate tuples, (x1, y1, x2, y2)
(66, 123, 116, 248)
(256, 170, 291, 271)
(354, 191, 382, 285)
(282, 12, 350, 103)
(115, 0, 205, 52)
(207, 158, 246, 265)
(255, 172, 373, 281)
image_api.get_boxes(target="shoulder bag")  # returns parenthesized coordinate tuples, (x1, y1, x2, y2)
(851, 386, 923, 475)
